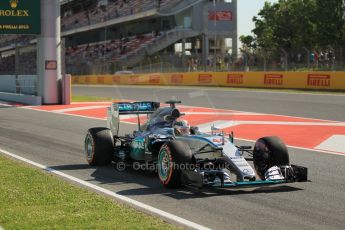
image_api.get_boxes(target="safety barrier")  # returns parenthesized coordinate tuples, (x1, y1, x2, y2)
(71, 72, 345, 90)
(0, 74, 71, 105)
(0, 75, 37, 94)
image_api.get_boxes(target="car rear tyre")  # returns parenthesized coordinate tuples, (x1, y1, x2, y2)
(157, 141, 192, 188)
(253, 136, 289, 180)
(84, 127, 114, 166)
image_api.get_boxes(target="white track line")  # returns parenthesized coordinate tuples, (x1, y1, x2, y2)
(0, 147, 211, 230)
(22, 105, 345, 156)
(75, 84, 345, 97)
(235, 137, 345, 157)
(71, 101, 113, 104)
(53, 105, 109, 113)
(0, 225, 4, 230)
(184, 112, 261, 115)
(25, 100, 343, 123)
(0, 103, 13, 107)
(21, 106, 108, 121)
(200, 120, 345, 128)
(166, 101, 343, 123)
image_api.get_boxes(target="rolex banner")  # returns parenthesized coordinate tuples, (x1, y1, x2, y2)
(0, 0, 40, 34)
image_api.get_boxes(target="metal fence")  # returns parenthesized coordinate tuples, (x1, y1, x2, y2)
(0, 43, 38, 95)
(0, 75, 37, 95)
(1, 43, 344, 75)
(238, 47, 343, 72)
(65, 47, 345, 75)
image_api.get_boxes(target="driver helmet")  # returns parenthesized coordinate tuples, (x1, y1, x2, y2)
(174, 119, 190, 136)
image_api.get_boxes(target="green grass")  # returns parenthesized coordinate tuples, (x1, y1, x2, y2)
(72, 95, 115, 102)
(0, 155, 178, 230)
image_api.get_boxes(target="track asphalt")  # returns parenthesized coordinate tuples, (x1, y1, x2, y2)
(0, 86, 344, 229)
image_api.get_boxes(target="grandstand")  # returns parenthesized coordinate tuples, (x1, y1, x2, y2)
(0, 0, 237, 74)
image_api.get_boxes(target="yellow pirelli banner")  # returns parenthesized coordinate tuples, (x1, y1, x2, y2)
(72, 72, 345, 90)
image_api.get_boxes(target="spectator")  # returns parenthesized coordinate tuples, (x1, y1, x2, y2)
(297, 53, 302, 63)
(314, 51, 319, 68)
(224, 54, 229, 69)
(309, 52, 315, 65)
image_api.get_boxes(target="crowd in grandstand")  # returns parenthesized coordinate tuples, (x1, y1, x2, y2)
(0, 0, 170, 47)
(0, 42, 340, 75)
(0, 0, 173, 74)
(0, 51, 36, 75)
(62, 0, 170, 31)
(0, 0, 342, 74)
(66, 33, 155, 65)
(0, 31, 163, 75)
(0, 55, 14, 75)
(0, 35, 34, 48)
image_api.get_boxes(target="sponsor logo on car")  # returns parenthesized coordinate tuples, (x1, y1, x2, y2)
(131, 140, 145, 150)
(212, 138, 223, 143)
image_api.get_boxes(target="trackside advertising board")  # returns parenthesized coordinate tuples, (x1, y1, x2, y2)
(72, 72, 345, 90)
(0, 0, 40, 34)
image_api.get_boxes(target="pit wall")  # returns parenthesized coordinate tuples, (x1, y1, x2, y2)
(71, 72, 345, 90)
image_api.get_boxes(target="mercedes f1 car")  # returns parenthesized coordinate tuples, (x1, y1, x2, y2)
(84, 101, 308, 188)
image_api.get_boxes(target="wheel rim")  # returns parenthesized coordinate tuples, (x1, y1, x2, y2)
(158, 148, 171, 181)
(85, 134, 94, 162)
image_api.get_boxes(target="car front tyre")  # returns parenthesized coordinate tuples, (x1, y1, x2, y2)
(253, 136, 290, 180)
(157, 141, 192, 188)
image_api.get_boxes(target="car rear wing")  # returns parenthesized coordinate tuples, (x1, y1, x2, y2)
(114, 101, 160, 115)
(107, 101, 160, 135)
